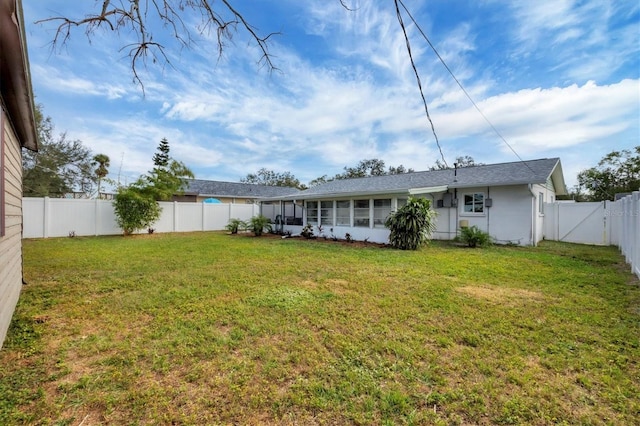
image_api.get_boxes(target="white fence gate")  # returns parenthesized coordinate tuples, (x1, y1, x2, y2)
(543, 201, 611, 245)
(23, 197, 260, 238)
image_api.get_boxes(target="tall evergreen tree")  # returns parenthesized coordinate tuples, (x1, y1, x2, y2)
(152, 138, 170, 168)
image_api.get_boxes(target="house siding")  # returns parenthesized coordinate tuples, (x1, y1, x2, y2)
(432, 185, 536, 245)
(0, 113, 25, 347)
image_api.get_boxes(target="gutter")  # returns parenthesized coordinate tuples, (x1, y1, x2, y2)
(0, 0, 38, 151)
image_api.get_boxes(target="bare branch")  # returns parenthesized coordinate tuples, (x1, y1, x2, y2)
(36, 1, 281, 91)
(219, 0, 281, 71)
(339, 1, 359, 12)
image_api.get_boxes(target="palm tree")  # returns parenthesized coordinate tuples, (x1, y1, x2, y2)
(92, 154, 110, 199)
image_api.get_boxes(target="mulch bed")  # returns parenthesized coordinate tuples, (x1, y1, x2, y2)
(231, 231, 389, 248)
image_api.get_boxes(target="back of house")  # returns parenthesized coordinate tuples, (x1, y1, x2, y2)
(0, 0, 38, 347)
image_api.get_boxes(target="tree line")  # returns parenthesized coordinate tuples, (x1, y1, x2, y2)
(24, 106, 637, 204)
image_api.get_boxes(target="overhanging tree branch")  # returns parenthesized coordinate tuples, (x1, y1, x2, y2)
(36, 0, 281, 91)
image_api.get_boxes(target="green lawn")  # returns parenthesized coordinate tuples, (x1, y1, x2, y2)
(2, 232, 639, 425)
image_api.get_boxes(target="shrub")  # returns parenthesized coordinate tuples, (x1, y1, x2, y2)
(112, 187, 161, 236)
(225, 218, 247, 234)
(248, 215, 272, 237)
(457, 225, 492, 248)
(385, 197, 437, 250)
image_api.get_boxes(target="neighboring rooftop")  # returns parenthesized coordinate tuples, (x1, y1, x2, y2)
(270, 158, 566, 200)
(184, 179, 302, 198)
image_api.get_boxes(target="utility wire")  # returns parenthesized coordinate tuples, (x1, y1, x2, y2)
(394, 0, 448, 168)
(397, 0, 536, 175)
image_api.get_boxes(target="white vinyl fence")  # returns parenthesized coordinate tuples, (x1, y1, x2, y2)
(23, 197, 259, 238)
(544, 193, 640, 278)
(614, 192, 640, 278)
(543, 201, 611, 245)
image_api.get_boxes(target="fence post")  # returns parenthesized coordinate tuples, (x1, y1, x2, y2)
(95, 198, 100, 236)
(43, 197, 49, 238)
(201, 201, 205, 231)
(630, 191, 640, 275)
(173, 201, 178, 232)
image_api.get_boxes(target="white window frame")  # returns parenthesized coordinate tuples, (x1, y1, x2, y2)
(353, 199, 370, 228)
(538, 192, 544, 214)
(320, 200, 334, 226)
(306, 201, 318, 225)
(373, 198, 391, 228)
(462, 192, 484, 215)
(336, 200, 350, 226)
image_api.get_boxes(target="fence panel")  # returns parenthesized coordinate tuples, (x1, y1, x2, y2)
(22, 198, 44, 238)
(22, 198, 260, 238)
(176, 202, 204, 232)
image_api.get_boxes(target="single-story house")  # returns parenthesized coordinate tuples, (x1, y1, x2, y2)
(261, 158, 566, 246)
(174, 179, 301, 204)
(1, 0, 38, 347)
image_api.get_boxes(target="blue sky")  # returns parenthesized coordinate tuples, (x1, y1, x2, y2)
(23, 1, 639, 189)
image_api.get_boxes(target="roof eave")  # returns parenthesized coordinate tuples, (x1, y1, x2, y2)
(550, 160, 568, 195)
(0, 0, 38, 151)
(449, 180, 545, 189)
(261, 188, 412, 202)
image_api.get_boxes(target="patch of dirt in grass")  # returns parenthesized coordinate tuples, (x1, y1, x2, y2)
(455, 285, 548, 306)
(299, 278, 357, 297)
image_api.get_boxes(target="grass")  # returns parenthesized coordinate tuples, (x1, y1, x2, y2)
(1, 232, 639, 425)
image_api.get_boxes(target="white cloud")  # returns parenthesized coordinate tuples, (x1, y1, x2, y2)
(434, 79, 639, 153)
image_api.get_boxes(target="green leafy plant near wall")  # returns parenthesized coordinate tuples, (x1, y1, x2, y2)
(248, 215, 272, 237)
(457, 225, 492, 248)
(385, 197, 437, 250)
(225, 218, 247, 234)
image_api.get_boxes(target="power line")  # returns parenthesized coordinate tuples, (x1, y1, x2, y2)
(394, 0, 448, 168)
(396, 0, 536, 175)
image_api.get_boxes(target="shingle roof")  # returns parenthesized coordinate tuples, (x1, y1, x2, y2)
(184, 179, 302, 198)
(270, 158, 564, 200)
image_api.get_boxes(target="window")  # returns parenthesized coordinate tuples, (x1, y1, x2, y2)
(320, 201, 333, 225)
(463, 193, 484, 214)
(538, 192, 544, 214)
(354, 199, 370, 227)
(396, 198, 408, 210)
(306, 201, 318, 225)
(373, 199, 391, 228)
(336, 200, 350, 226)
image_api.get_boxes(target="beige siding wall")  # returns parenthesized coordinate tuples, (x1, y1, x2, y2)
(0, 115, 24, 348)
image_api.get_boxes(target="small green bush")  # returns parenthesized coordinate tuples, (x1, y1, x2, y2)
(225, 218, 247, 234)
(112, 187, 161, 236)
(248, 215, 272, 237)
(457, 225, 492, 248)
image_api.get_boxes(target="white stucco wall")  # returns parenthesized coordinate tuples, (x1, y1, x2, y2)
(280, 184, 548, 246)
(430, 185, 536, 245)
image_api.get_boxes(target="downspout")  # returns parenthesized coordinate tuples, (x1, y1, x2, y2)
(528, 184, 536, 246)
(453, 163, 458, 239)
(486, 186, 490, 236)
